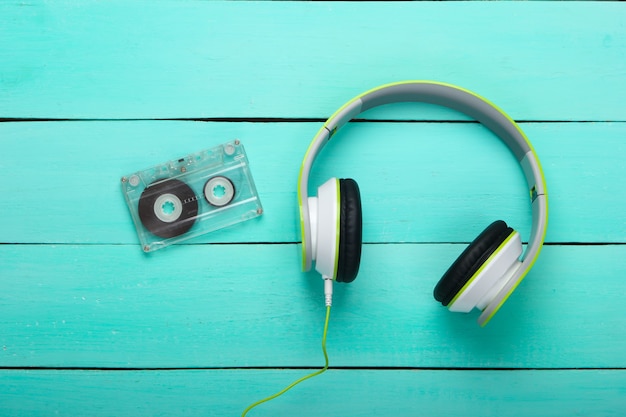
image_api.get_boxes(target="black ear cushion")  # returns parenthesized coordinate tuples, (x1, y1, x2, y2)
(434, 220, 514, 306)
(336, 179, 362, 283)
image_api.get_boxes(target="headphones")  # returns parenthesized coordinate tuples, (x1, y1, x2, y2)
(297, 81, 548, 326)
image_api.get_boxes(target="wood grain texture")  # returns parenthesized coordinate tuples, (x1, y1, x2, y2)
(1, 244, 625, 369)
(0, 1, 624, 416)
(2, 369, 625, 417)
(1, 121, 624, 244)
(0, 2, 625, 120)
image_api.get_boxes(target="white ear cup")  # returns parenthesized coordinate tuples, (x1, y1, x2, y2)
(448, 231, 523, 313)
(307, 197, 319, 259)
(307, 178, 340, 279)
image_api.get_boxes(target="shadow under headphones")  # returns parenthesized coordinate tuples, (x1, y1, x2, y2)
(297, 81, 548, 326)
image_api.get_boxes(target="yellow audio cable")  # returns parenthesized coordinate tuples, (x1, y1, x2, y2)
(241, 306, 332, 416)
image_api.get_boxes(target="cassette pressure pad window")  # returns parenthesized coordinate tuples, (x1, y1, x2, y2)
(121, 140, 263, 252)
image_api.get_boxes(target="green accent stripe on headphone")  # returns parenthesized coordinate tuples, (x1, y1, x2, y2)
(480, 197, 549, 327)
(448, 230, 518, 308)
(333, 178, 341, 280)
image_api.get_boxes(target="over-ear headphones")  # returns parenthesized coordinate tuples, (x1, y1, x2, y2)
(297, 81, 548, 326)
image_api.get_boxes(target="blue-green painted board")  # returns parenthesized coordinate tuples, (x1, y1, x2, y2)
(1, 1, 625, 415)
(1, 2, 625, 120)
(1, 121, 624, 244)
(1, 244, 624, 369)
(1, 369, 624, 417)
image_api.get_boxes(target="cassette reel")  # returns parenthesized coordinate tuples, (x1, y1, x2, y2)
(121, 140, 263, 252)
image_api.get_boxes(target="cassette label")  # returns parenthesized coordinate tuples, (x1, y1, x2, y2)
(121, 140, 263, 252)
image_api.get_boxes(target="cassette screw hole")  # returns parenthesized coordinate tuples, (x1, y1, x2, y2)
(213, 185, 226, 199)
(162, 201, 175, 215)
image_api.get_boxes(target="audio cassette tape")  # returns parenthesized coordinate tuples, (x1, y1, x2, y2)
(121, 140, 263, 252)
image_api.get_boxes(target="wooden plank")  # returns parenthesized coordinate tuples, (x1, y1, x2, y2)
(1, 2, 625, 120)
(0, 121, 624, 244)
(1, 244, 624, 369)
(1, 369, 624, 417)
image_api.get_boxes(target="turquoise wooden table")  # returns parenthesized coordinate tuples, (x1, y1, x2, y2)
(1, 2, 625, 416)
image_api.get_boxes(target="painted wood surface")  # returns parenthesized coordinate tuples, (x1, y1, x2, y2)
(2, 244, 626, 369)
(1, 1, 625, 121)
(3, 370, 625, 417)
(1, 121, 625, 244)
(1, 2, 625, 416)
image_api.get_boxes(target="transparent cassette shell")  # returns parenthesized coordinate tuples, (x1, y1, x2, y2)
(121, 140, 263, 252)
